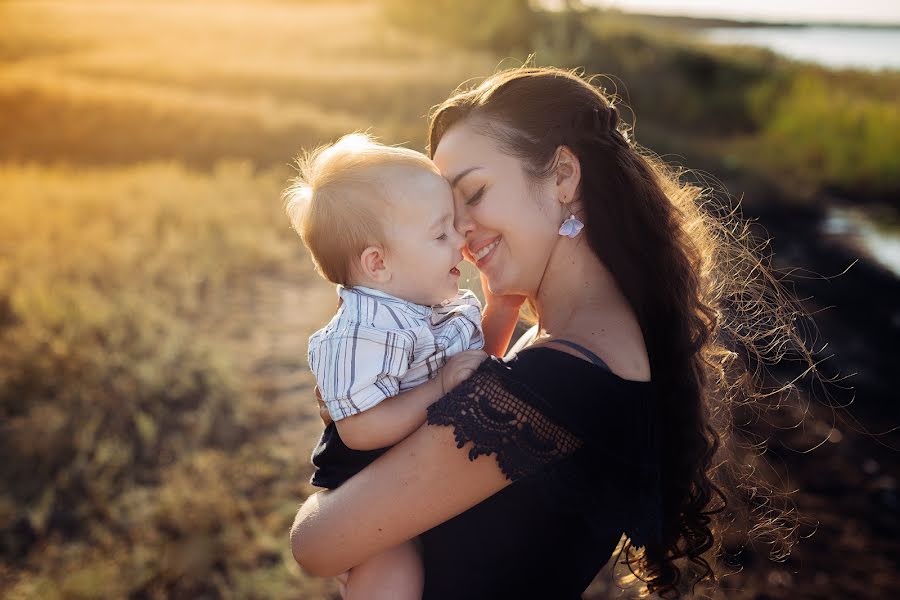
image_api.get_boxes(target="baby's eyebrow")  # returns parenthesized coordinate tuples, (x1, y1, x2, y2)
(428, 212, 452, 231)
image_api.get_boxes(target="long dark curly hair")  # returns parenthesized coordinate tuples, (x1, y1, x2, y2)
(428, 67, 817, 598)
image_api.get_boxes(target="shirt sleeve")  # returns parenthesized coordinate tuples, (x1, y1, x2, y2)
(309, 323, 413, 421)
(433, 289, 484, 354)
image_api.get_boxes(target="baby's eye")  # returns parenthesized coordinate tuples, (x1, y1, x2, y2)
(436, 233, 448, 241)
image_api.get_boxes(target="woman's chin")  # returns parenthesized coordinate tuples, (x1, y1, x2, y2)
(485, 278, 514, 298)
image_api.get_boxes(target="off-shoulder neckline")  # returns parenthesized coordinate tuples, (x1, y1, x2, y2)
(512, 345, 654, 386)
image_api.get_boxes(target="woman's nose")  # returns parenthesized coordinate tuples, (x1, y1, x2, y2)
(453, 207, 474, 242)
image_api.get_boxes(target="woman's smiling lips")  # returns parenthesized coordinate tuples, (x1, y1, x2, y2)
(469, 236, 501, 268)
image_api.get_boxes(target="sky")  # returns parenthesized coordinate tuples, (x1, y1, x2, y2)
(589, 0, 900, 25)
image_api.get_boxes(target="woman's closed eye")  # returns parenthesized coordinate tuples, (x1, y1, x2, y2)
(436, 233, 448, 241)
(465, 185, 486, 206)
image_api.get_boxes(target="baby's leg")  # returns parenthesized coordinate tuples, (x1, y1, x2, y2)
(342, 538, 424, 600)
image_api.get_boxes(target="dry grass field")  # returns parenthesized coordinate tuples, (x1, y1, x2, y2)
(0, 1, 498, 167)
(0, 2, 495, 597)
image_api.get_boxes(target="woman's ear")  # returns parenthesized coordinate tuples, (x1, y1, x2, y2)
(359, 245, 390, 283)
(554, 145, 581, 205)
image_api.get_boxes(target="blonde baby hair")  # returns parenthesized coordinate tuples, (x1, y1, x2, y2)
(283, 132, 439, 286)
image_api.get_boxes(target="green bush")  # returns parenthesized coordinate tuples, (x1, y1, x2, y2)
(749, 71, 900, 199)
(383, 2, 900, 200)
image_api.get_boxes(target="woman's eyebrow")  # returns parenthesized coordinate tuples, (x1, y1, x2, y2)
(449, 166, 482, 188)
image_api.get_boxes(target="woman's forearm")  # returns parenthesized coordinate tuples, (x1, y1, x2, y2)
(291, 418, 512, 576)
(334, 377, 443, 450)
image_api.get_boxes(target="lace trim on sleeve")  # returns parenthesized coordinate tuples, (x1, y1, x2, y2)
(425, 358, 582, 482)
(426, 355, 663, 550)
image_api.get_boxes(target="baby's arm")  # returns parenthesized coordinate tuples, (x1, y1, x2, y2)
(335, 350, 487, 451)
(335, 377, 440, 451)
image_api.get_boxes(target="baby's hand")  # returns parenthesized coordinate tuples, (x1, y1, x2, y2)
(439, 349, 488, 394)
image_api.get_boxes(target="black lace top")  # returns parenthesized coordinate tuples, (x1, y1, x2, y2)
(420, 347, 661, 600)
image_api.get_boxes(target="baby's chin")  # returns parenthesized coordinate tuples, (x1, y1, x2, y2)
(426, 285, 460, 306)
(432, 291, 459, 306)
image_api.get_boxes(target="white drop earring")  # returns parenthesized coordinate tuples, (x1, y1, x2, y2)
(559, 214, 584, 238)
(558, 198, 584, 238)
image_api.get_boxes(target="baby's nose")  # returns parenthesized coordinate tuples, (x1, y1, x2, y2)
(450, 227, 466, 251)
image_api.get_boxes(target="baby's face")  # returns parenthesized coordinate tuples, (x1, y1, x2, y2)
(382, 168, 465, 306)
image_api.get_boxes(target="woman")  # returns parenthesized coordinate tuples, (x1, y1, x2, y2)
(291, 67, 804, 598)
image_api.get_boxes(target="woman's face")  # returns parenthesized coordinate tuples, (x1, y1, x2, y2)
(433, 122, 562, 298)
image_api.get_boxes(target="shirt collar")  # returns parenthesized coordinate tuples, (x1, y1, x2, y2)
(338, 285, 433, 319)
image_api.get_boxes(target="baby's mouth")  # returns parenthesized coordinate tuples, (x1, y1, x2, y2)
(449, 257, 463, 276)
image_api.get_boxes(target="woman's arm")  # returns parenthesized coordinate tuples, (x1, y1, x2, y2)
(293, 356, 582, 577)
(481, 301, 522, 357)
(291, 417, 512, 576)
(474, 270, 526, 357)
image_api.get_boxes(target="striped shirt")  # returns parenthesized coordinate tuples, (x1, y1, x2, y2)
(308, 285, 484, 421)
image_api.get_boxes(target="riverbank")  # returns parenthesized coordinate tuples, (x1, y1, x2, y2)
(713, 192, 900, 599)
(384, 1, 900, 206)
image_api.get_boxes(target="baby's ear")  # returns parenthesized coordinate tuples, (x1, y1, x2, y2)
(359, 245, 389, 283)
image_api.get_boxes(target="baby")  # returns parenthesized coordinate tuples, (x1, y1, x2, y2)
(283, 133, 488, 599)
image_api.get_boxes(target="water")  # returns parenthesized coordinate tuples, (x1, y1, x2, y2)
(821, 205, 900, 278)
(703, 26, 900, 71)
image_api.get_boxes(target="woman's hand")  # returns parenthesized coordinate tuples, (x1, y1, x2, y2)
(335, 571, 349, 598)
(463, 248, 526, 357)
(290, 415, 513, 576)
(483, 283, 526, 312)
(463, 246, 527, 311)
(315, 385, 333, 427)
